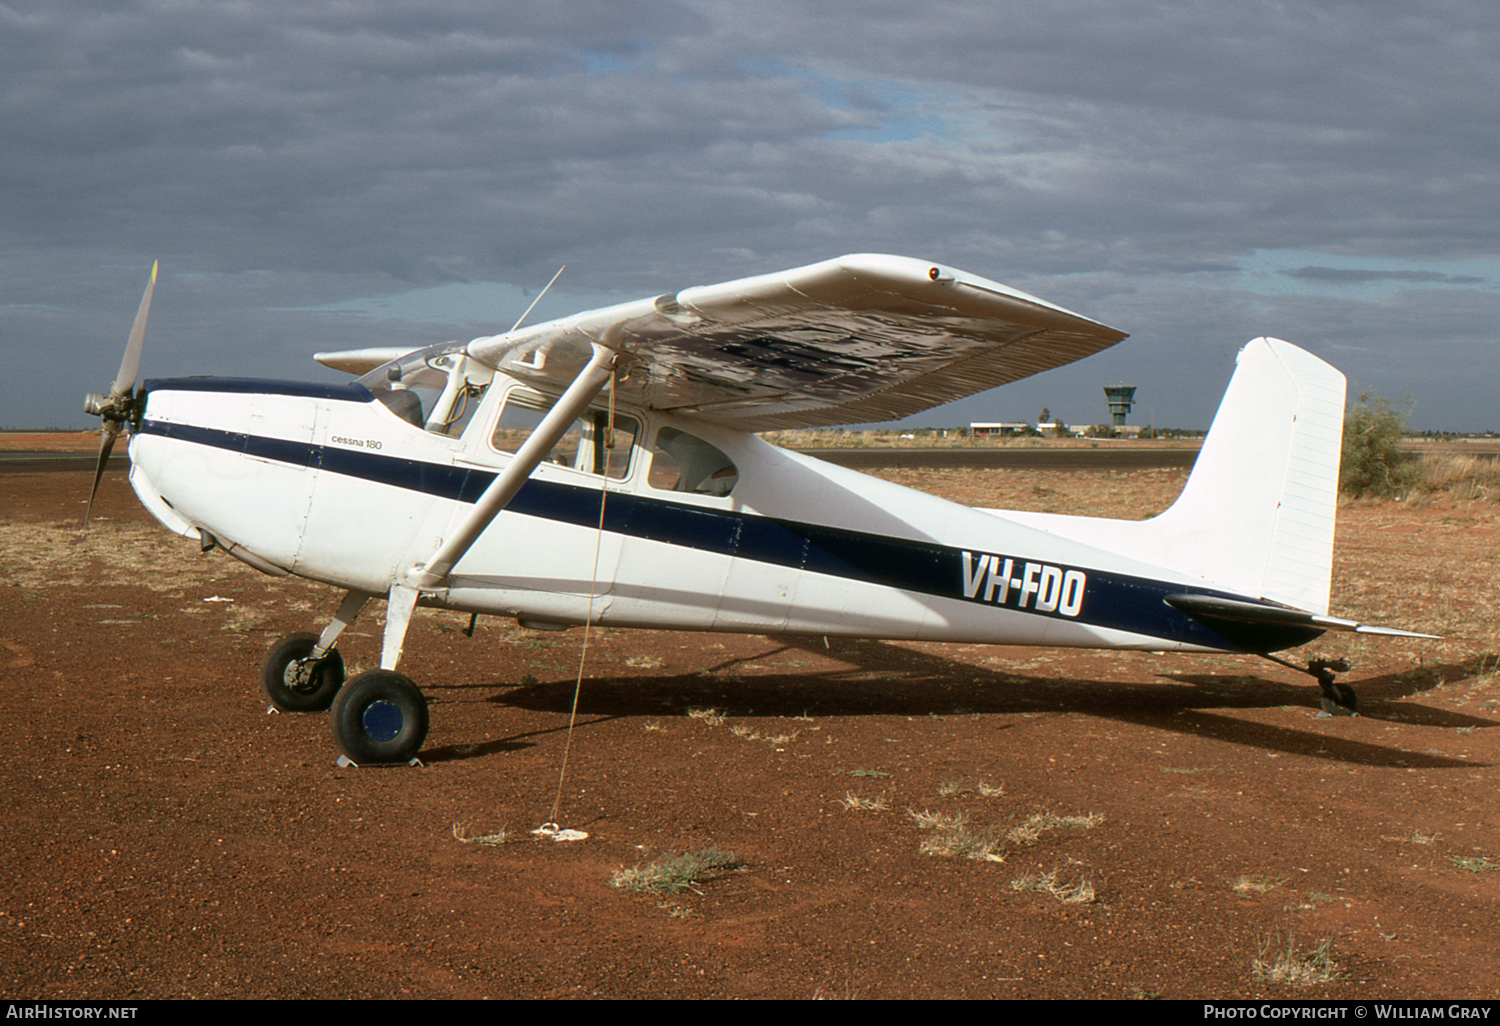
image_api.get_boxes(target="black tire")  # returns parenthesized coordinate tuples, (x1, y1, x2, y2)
(329, 669, 429, 764)
(1319, 681, 1358, 716)
(261, 633, 345, 712)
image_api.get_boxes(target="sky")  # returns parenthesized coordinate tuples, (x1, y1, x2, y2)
(3, 0, 1497, 433)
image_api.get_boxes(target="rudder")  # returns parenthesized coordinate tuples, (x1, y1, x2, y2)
(1149, 337, 1346, 614)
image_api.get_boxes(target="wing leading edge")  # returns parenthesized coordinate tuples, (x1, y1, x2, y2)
(462, 254, 1127, 430)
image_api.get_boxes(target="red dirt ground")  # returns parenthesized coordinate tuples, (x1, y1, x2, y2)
(1, 461, 1497, 999)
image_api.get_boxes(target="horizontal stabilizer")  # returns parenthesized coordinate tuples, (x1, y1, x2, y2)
(1306, 616, 1440, 640)
(1166, 593, 1438, 654)
(314, 346, 420, 374)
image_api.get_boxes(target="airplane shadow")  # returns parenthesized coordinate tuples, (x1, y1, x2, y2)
(432, 639, 1498, 769)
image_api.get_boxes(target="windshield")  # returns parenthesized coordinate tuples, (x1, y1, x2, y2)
(357, 343, 491, 435)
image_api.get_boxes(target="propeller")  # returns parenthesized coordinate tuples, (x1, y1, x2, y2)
(82, 260, 157, 525)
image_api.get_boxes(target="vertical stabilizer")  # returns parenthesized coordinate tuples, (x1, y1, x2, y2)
(1150, 338, 1346, 613)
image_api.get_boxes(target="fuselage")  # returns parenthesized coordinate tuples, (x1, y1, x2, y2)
(126, 368, 1284, 655)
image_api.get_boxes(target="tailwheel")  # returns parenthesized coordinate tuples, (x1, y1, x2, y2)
(1319, 679, 1359, 717)
(1261, 654, 1358, 716)
(329, 669, 429, 765)
(261, 633, 345, 712)
(1309, 657, 1358, 716)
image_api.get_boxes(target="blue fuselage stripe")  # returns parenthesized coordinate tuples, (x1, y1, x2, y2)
(137, 416, 1263, 651)
(143, 377, 376, 402)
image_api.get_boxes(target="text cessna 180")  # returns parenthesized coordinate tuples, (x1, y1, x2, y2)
(84, 254, 1432, 765)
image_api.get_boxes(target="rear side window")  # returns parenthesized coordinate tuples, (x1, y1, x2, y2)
(648, 427, 738, 496)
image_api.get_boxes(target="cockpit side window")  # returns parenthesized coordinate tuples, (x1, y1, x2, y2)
(490, 388, 638, 479)
(648, 427, 738, 496)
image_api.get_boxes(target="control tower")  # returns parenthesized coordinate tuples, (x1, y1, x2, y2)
(1103, 385, 1137, 428)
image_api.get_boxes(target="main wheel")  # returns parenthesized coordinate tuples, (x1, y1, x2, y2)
(329, 670, 429, 764)
(261, 633, 345, 712)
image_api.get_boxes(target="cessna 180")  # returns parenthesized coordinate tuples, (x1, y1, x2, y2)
(83, 254, 1432, 765)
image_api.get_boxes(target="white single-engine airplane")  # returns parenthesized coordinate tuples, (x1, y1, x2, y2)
(84, 255, 1432, 764)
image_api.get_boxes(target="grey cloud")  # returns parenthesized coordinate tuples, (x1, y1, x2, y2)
(3, 1, 1498, 431)
(1284, 267, 1488, 286)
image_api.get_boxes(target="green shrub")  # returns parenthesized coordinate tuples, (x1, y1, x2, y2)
(1341, 392, 1418, 498)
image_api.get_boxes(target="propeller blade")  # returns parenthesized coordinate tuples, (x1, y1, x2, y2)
(83, 260, 157, 528)
(83, 425, 120, 526)
(111, 260, 157, 399)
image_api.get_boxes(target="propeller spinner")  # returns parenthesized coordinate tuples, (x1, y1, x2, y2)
(82, 260, 157, 524)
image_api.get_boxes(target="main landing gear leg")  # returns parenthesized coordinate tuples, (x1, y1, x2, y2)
(314, 590, 374, 661)
(328, 584, 430, 765)
(1263, 654, 1358, 716)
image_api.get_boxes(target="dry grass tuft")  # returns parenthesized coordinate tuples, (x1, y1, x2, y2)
(1251, 935, 1343, 986)
(1007, 811, 1105, 846)
(686, 707, 725, 727)
(920, 822, 1005, 861)
(1404, 451, 1500, 504)
(729, 724, 800, 745)
(219, 604, 269, 633)
(910, 807, 1104, 864)
(1449, 855, 1500, 873)
(1010, 867, 1097, 904)
(838, 791, 890, 812)
(610, 849, 745, 894)
(906, 808, 1005, 860)
(451, 822, 511, 847)
(1473, 655, 1500, 687)
(1230, 875, 1284, 896)
(907, 808, 967, 831)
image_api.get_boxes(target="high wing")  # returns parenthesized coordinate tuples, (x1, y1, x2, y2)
(449, 254, 1127, 431)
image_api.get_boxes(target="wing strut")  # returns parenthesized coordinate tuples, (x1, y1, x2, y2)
(404, 343, 619, 589)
